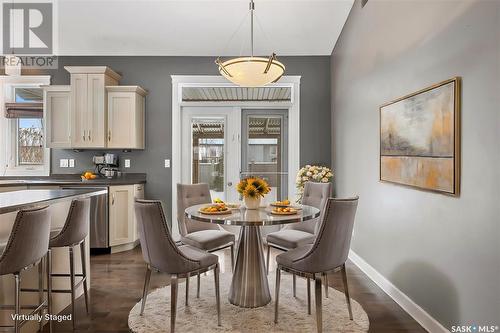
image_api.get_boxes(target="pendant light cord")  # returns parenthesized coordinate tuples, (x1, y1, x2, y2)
(250, 0, 254, 57)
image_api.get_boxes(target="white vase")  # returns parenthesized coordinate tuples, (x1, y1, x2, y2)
(244, 196, 261, 210)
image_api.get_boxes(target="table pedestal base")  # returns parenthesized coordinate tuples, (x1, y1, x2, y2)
(229, 226, 271, 308)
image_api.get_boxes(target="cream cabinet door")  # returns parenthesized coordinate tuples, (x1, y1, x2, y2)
(86, 74, 106, 148)
(109, 185, 134, 246)
(70, 74, 88, 148)
(107, 92, 135, 148)
(44, 87, 71, 148)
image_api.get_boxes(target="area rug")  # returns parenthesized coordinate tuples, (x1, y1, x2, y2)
(128, 272, 370, 332)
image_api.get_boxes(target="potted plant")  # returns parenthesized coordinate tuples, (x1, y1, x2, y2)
(237, 177, 271, 209)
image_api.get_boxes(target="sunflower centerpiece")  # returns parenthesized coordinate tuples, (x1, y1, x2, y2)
(237, 177, 271, 209)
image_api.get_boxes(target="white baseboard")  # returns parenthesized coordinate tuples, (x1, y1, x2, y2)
(348, 250, 449, 333)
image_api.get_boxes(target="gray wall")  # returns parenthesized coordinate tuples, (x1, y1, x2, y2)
(331, 0, 499, 329)
(47, 56, 331, 222)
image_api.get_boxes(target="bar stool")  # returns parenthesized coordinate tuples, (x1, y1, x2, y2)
(48, 199, 90, 329)
(0, 206, 52, 333)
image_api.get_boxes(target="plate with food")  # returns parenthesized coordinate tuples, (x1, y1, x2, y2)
(270, 207, 298, 215)
(270, 199, 291, 207)
(213, 198, 241, 209)
(199, 204, 232, 215)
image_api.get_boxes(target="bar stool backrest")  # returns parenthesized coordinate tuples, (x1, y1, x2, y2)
(50, 199, 90, 248)
(0, 206, 51, 275)
(135, 199, 200, 274)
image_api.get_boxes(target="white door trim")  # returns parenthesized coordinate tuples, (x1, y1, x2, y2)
(171, 75, 301, 240)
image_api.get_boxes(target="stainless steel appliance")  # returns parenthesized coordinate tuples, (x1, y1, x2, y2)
(61, 186, 109, 248)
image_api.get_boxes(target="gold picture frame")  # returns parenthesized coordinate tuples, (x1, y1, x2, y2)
(379, 77, 461, 196)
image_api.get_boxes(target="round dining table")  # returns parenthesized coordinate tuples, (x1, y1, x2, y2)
(185, 204, 320, 308)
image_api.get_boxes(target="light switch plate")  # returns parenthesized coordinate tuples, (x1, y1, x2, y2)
(124, 159, 131, 168)
(164, 159, 170, 168)
(59, 159, 69, 168)
(69, 159, 75, 168)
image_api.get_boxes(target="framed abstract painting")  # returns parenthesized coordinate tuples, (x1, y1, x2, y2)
(380, 77, 461, 195)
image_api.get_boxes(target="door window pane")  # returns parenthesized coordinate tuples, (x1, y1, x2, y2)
(192, 119, 225, 200)
(244, 116, 286, 202)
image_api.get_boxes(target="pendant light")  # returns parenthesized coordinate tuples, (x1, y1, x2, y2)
(216, 0, 285, 87)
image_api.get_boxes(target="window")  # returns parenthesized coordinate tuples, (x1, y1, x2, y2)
(0, 76, 51, 176)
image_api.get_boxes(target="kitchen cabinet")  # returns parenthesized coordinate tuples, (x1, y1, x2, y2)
(43, 85, 71, 148)
(108, 185, 134, 247)
(106, 86, 148, 149)
(65, 66, 121, 148)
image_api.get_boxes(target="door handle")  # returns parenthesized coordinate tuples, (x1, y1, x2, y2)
(227, 182, 233, 187)
(83, 130, 86, 141)
(88, 129, 91, 141)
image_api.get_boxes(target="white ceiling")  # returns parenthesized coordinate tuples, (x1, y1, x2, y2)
(55, 0, 354, 56)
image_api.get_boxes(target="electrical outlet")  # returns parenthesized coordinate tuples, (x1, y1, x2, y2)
(69, 159, 75, 168)
(59, 159, 69, 168)
(164, 159, 170, 168)
(124, 159, 131, 168)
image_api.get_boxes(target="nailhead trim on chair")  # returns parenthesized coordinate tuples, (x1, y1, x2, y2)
(291, 197, 359, 265)
(0, 206, 49, 265)
(136, 199, 200, 266)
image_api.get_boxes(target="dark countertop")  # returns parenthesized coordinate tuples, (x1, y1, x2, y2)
(0, 173, 146, 187)
(0, 189, 108, 214)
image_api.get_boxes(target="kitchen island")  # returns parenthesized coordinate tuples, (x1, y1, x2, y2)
(0, 188, 105, 332)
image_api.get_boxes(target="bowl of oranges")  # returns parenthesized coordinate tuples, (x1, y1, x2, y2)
(199, 203, 231, 215)
(271, 207, 298, 215)
(81, 171, 98, 181)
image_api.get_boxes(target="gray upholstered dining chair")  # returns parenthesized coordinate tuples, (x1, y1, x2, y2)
(177, 183, 235, 297)
(274, 197, 359, 333)
(266, 181, 331, 310)
(0, 206, 52, 333)
(135, 199, 221, 333)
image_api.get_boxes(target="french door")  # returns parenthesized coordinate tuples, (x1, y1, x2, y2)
(181, 107, 241, 203)
(181, 107, 289, 204)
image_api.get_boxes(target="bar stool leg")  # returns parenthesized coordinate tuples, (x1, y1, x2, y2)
(38, 258, 43, 332)
(69, 246, 76, 329)
(80, 240, 90, 314)
(14, 273, 20, 333)
(47, 249, 53, 333)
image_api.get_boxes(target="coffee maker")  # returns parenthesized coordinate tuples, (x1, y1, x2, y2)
(92, 153, 119, 178)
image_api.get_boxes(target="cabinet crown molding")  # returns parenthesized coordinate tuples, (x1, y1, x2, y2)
(64, 66, 122, 81)
(105, 85, 148, 96)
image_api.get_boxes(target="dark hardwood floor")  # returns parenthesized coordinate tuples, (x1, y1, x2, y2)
(47, 246, 426, 332)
